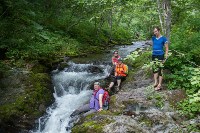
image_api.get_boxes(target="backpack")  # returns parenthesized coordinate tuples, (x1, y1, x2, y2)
(124, 64, 128, 75)
(102, 90, 110, 110)
(116, 64, 128, 76)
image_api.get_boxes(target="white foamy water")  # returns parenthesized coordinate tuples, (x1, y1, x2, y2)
(41, 90, 91, 133)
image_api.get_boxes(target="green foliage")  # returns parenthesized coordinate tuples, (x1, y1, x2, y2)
(112, 25, 132, 43)
(125, 49, 151, 67)
(165, 65, 200, 118)
(185, 122, 200, 132)
(165, 67, 199, 91)
(0, 0, 159, 63)
(178, 97, 200, 118)
(124, 50, 140, 64)
(164, 49, 200, 118)
(179, 87, 200, 119)
(164, 1, 200, 119)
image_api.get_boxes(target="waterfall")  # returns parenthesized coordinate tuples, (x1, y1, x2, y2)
(31, 62, 111, 133)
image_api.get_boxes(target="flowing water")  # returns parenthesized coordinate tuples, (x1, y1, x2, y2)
(30, 41, 149, 133)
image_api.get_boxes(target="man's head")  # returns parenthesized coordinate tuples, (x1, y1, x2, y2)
(113, 50, 118, 57)
(94, 82, 100, 90)
(153, 26, 161, 37)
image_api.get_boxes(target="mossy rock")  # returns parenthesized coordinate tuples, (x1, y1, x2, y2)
(138, 114, 153, 127)
(146, 91, 166, 108)
(32, 64, 48, 73)
(0, 71, 53, 130)
(72, 114, 114, 133)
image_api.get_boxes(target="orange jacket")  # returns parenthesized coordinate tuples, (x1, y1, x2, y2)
(115, 63, 127, 77)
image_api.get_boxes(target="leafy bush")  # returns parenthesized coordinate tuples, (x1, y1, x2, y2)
(178, 93, 200, 118)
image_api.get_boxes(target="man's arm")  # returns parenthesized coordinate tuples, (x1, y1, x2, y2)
(115, 66, 117, 76)
(164, 43, 169, 58)
(98, 94, 103, 111)
(112, 57, 115, 65)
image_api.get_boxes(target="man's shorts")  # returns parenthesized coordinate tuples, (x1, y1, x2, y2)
(112, 76, 126, 82)
(152, 54, 164, 61)
(152, 54, 164, 74)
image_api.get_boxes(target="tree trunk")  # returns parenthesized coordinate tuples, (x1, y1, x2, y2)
(157, 0, 164, 33)
(163, 0, 171, 43)
(156, 0, 171, 43)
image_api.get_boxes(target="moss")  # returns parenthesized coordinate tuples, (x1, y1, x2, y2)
(123, 71, 136, 83)
(109, 95, 118, 111)
(0, 72, 53, 124)
(98, 110, 122, 116)
(72, 122, 102, 133)
(85, 113, 96, 120)
(122, 100, 137, 106)
(109, 95, 116, 107)
(146, 91, 165, 108)
(32, 64, 48, 73)
(72, 116, 113, 133)
(138, 115, 153, 127)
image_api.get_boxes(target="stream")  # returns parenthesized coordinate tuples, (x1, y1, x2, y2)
(30, 41, 150, 133)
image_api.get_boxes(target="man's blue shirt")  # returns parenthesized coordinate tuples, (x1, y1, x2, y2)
(152, 36, 168, 55)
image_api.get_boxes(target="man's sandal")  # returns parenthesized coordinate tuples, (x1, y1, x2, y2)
(153, 83, 158, 88)
(155, 85, 161, 91)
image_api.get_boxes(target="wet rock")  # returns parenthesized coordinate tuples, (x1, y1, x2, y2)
(87, 65, 103, 73)
(104, 115, 149, 133)
(63, 56, 70, 62)
(39, 104, 46, 112)
(57, 62, 69, 71)
(145, 41, 152, 46)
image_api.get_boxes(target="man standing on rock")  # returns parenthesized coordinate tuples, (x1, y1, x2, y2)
(152, 26, 169, 91)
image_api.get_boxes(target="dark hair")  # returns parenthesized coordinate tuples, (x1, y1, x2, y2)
(154, 26, 160, 31)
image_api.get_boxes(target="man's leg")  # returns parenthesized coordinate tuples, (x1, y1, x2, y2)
(68, 104, 91, 129)
(115, 79, 121, 92)
(108, 76, 117, 89)
(153, 72, 158, 87)
(158, 76, 162, 87)
(108, 82, 114, 89)
(117, 79, 121, 87)
(152, 55, 160, 88)
(157, 68, 163, 90)
(116, 76, 126, 91)
(70, 104, 90, 117)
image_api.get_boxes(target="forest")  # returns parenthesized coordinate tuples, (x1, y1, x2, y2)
(0, 0, 199, 132)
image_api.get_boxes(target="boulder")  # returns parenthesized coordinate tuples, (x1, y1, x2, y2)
(87, 65, 103, 73)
